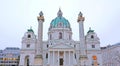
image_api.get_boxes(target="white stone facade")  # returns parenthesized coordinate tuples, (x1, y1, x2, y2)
(19, 9, 102, 66)
(101, 43, 120, 66)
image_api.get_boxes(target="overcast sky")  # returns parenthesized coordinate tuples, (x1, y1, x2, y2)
(0, 0, 120, 49)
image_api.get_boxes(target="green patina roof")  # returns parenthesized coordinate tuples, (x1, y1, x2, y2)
(27, 28, 34, 33)
(87, 27, 94, 33)
(50, 17, 70, 28)
(87, 30, 94, 33)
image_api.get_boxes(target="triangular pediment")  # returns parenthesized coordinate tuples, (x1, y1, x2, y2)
(49, 44, 73, 49)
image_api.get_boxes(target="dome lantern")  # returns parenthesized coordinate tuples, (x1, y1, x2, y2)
(57, 8, 63, 17)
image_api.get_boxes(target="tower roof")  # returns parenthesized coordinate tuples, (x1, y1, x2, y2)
(27, 27, 34, 33)
(50, 9, 70, 28)
(87, 27, 94, 33)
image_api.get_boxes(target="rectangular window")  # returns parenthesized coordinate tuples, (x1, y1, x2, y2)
(92, 45, 95, 48)
(46, 53, 48, 58)
(26, 44, 30, 48)
(60, 58, 63, 65)
(75, 54, 76, 59)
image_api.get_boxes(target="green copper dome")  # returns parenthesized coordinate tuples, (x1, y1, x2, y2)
(50, 17, 70, 28)
(50, 9, 70, 28)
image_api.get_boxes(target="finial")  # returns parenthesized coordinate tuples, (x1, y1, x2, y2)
(78, 11, 83, 17)
(57, 8, 63, 17)
(39, 11, 43, 16)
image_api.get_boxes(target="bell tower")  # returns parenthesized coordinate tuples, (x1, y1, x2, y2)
(85, 28, 102, 66)
(19, 28, 36, 66)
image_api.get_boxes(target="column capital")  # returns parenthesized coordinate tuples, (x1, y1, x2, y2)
(77, 16, 85, 22)
(77, 12, 85, 22)
(37, 11, 44, 22)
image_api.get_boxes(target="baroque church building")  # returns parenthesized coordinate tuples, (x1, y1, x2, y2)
(19, 9, 102, 66)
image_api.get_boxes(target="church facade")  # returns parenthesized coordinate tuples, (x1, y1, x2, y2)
(19, 9, 102, 66)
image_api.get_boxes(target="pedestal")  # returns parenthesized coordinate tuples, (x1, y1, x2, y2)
(79, 55, 87, 66)
(34, 55, 43, 66)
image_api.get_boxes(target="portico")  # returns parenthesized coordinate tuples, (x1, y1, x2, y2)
(48, 44, 76, 66)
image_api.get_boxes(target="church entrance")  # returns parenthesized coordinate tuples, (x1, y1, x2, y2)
(25, 56, 29, 66)
(59, 58, 63, 66)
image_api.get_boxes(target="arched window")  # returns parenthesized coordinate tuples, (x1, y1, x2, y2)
(74, 45, 76, 48)
(47, 44, 49, 48)
(74, 54, 76, 59)
(91, 35, 94, 39)
(46, 53, 48, 58)
(27, 58, 29, 66)
(58, 22, 63, 28)
(28, 34, 31, 38)
(59, 32, 62, 39)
